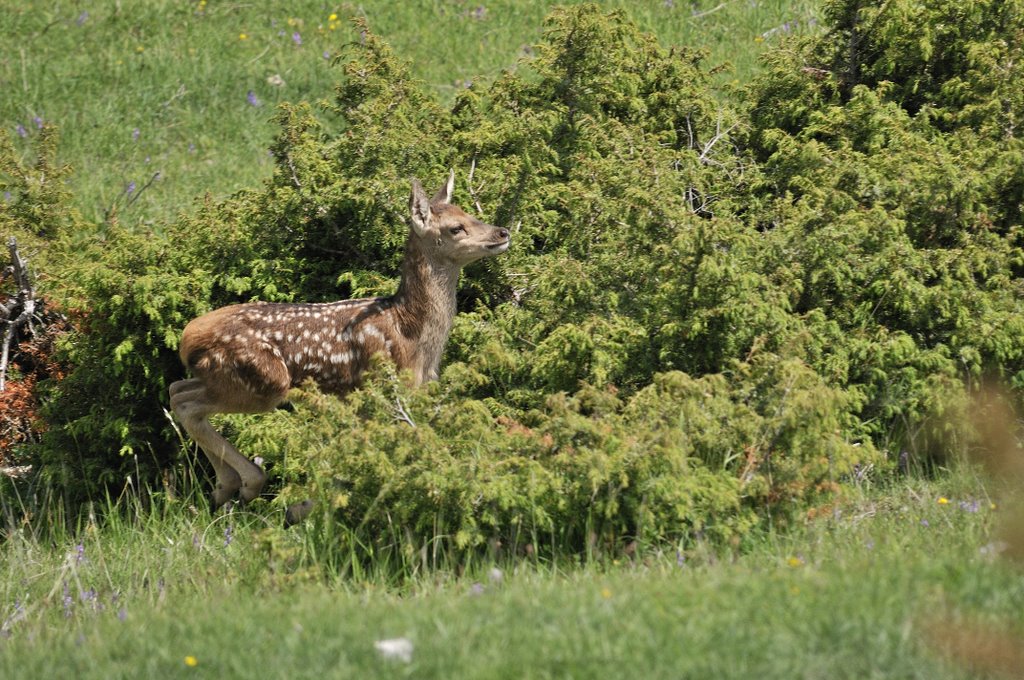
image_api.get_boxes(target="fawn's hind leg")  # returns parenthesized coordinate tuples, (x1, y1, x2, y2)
(169, 380, 268, 507)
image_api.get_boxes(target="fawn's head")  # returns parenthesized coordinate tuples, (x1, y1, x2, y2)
(409, 171, 510, 266)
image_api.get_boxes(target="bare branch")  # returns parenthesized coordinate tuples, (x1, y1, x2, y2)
(285, 153, 302, 189)
(1, 237, 36, 392)
(467, 155, 485, 214)
(125, 171, 163, 209)
(394, 397, 416, 428)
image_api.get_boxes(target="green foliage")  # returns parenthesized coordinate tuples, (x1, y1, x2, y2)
(744, 0, 1024, 451)
(233, 369, 757, 568)
(11, 3, 1024, 561)
(0, 126, 86, 249)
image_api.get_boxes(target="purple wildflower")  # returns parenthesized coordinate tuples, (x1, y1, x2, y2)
(62, 583, 73, 618)
(920, 518, 930, 527)
(76, 11, 89, 26)
(2, 597, 26, 637)
(75, 543, 85, 564)
(958, 499, 981, 513)
(132, 127, 140, 141)
(323, 50, 331, 60)
(125, 181, 137, 195)
(33, 116, 43, 129)
(676, 550, 686, 567)
(117, 608, 128, 622)
(15, 124, 27, 138)
(247, 90, 261, 107)
(188, 142, 196, 153)
(469, 583, 485, 595)
(292, 31, 302, 45)
(471, 6, 486, 20)
(224, 523, 234, 547)
(3, 191, 11, 202)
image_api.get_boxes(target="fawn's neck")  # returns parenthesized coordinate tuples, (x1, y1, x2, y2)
(391, 237, 460, 359)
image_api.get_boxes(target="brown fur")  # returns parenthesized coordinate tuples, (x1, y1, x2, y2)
(169, 174, 510, 511)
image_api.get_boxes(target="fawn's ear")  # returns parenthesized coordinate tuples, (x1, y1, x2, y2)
(410, 178, 432, 237)
(432, 169, 455, 205)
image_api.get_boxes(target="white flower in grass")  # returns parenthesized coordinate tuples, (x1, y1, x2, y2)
(374, 637, 413, 663)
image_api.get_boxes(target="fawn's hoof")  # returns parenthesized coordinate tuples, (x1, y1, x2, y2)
(236, 466, 266, 503)
(284, 499, 315, 527)
(210, 485, 238, 511)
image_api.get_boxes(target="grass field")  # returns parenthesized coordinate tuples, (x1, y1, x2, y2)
(4, 1, 1024, 677)
(1, 471, 1021, 678)
(0, 0, 820, 227)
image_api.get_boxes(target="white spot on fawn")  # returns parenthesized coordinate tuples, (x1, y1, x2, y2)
(363, 324, 385, 341)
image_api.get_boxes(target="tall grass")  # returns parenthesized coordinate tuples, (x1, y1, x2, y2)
(0, 0, 820, 228)
(2, 467, 1021, 678)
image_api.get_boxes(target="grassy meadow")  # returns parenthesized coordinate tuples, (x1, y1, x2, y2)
(0, 0, 819, 227)
(3, 1, 1024, 678)
(2, 470, 1022, 678)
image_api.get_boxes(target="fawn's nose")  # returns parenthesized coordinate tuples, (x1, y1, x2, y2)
(497, 228, 510, 240)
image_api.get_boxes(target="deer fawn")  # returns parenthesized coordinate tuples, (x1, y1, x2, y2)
(169, 172, 510, 521)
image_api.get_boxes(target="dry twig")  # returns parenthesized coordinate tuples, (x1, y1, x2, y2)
(1, 237, 36, 392)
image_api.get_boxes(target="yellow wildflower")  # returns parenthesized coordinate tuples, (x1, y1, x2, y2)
(329, 13, 338, 21)
(600, 587, 612, 599)
(937, 497, 949, 505)
(184, 656, 198, 667)
(787, 556, 803, 567)
(239, 33, 248, 40)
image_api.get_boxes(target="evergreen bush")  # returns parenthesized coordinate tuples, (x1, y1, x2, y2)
(4, 3, 1021, 558)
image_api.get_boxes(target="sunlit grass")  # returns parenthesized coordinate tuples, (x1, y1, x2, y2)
(1, 468, 1021, 678)
(0, 0, 820, 228)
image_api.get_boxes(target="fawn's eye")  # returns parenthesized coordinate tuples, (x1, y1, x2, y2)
(448, 226, 465, 235)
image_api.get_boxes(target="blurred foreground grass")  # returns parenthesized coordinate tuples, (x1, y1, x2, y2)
(1, 471, 1021, 678)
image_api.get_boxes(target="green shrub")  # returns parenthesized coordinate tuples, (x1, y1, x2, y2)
(235, 370, 760, 570)
(11, 3, 1023, 562)
(744, 0, 1024, 456)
